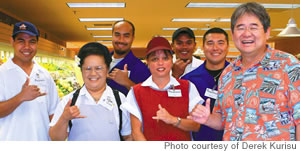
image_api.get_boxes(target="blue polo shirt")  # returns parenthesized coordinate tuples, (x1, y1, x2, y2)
(181, 60, 230, 141)
(107, 51, 151, 95)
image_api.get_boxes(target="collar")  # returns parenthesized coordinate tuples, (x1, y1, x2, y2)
(78, 84, 111, 105)
(233, 48, 271, 69)
(141, 75, 180, 90)
(6, 58, 43, 74)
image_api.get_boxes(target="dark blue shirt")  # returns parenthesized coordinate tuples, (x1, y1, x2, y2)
(181, 60, 230, 141)
(107, 51, 151, 95)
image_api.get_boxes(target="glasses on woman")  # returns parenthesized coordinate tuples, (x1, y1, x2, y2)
(82, 66, 104, 74)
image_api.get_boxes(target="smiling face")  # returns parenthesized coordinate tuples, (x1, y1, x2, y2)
(81, 55, 108, 92)
(147, 50, 173, 79)
(112, 22, 134, 58)
(172, 33, 196, 61)
(232, 13, 270, 57)
(203, 33, 228, 68)
(12, 32, 37, 65)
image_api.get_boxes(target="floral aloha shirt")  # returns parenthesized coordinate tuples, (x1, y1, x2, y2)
(214, 48, 300, 141)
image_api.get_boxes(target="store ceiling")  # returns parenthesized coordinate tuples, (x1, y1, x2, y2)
(0, 0, 300, 49)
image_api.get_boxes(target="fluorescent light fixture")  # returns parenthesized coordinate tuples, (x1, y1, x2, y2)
(162, 28, 197, 31)
(272, 28, 284, 31)
(87, 28, 112, 31)
(172, 18, 230, 22)
(93, 35, 112, 38)
(162, 35, 203, 38)
(172, 18, 215, 22)
(199, 28, 231, 31)
(97, 40, 112, 43)
(79, 18, 123, 22)
(67, 3, 125, 8)
(186, 3, 300, 9)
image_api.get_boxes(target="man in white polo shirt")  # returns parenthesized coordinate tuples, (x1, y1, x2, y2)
(0, 21, 59, 141)
(171, 27, 204, 78)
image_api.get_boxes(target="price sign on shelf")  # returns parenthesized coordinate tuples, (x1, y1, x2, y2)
(1, 50, 4, 59)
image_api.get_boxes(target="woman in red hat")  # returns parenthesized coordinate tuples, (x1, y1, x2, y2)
(121, 36, 204, 141)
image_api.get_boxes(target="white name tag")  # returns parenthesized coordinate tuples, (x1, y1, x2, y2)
(99, 96, 114, 110)
(204, 88, 218, 100)
(167, 89, 182, 97)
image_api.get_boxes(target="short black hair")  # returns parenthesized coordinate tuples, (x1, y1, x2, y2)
(203, 27, 229, 45)
(112, 20, 135, 36)
(77, 42, 112, 68)
(231, 2, 270, 33)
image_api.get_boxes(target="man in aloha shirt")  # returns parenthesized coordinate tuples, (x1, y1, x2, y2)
(189, 2, 300, 141)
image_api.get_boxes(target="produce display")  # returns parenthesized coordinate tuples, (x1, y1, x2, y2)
(39, 61, 81, 98)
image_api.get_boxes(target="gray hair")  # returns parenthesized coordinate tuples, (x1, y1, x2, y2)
(231, 2, 270, 33)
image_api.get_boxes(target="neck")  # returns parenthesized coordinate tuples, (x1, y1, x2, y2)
(241, 48, 266, 68)
(113, 51, 130, 59)
(205, 61, 225, 71)
(87, 85, 106, 102)
(152, 76, 170, 89)
(12, 58, 34, 76)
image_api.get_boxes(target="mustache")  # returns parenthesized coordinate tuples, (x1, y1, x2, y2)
(114, 42, 128, 46)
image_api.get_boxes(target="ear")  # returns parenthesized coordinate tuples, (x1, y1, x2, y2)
(10, 37, 14, 45)
(266, 27, 271, 39)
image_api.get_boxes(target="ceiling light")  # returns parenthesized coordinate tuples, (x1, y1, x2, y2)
(172, 18, 215, 22)
(272, 28, 284, 31)
(67, 3, 125, 8)
(162, 28, 197, 30)
(97, 40, 112, 43)
(93, 35, 112, 38)
(199, 28, 231, 31)
(277, 18, 300, 37)
(79, 18, 123, 22)
(186, 3, 300, 9)
(87, 28, 112, 30)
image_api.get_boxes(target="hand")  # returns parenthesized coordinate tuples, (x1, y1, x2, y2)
(108, 64, 131, 87)
(61, 99, 86, 122)
(152, 104, 177, 125)
(172, 59, 191, 78)
(187, 99, 211, 124)
(19, 78, 46, 102)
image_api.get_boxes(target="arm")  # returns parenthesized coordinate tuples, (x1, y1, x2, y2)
(49, 99, 86, 141)
(152, 104, 200, 131)
(130, 114, 147, 141)
(108, 64, 136, 90)
(0, 78, 46, 118)
(188, 99, 224, 130)
(122, 135, 133, 141)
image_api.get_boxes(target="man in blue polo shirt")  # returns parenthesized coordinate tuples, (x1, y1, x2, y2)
(107, 20, 151, 95)
(182, 27, 230, 141)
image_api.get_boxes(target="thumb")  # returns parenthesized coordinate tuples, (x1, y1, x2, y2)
(205, 98, 211, 112)
(158, 104, 162, 110)
(24, 78, 30, 86)
(66, 98, 72, 107)
(123, 64, 128, 72)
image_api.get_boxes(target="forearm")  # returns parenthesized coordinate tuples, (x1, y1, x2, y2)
(177, 118, 200, 132)
(205, 113, 224, 130)
(49, 117, 69, 141)
(132, 130, 147, 141)
(123, 79, 136, 90)
(296, 123, 300, 141)
(122, 134, 133, 141)
(0, 93, 23, 118)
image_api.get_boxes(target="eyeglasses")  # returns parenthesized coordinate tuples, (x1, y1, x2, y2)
(235, 25, 262, 33)
(82, 66, 104, 73)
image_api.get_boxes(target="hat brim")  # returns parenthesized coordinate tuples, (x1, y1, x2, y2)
(146, 46, 174, 56)
(12, 30, 38, 37)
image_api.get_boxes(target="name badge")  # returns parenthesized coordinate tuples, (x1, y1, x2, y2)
(204, 88, 218, 100)
(167, 89, 182, 97)
(99, 96, 114, 110)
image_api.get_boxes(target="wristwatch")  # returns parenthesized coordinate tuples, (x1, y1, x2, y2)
(175, 117, 181, 127)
